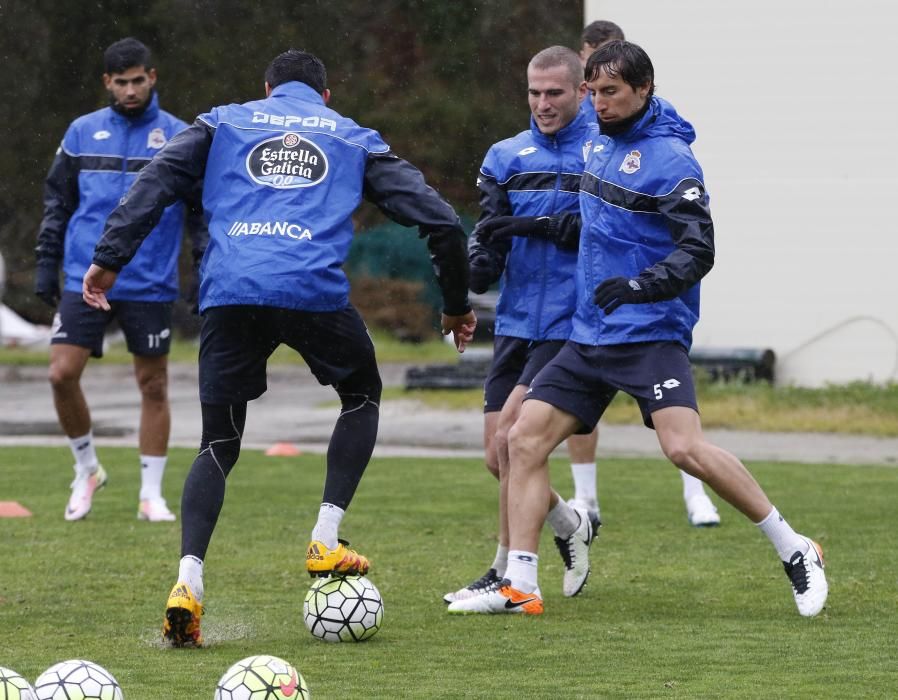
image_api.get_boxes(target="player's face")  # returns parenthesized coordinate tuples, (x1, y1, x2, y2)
(587, 67, 651, 126)
(527, 64, 586, 136)
(103, 65, 156, 114)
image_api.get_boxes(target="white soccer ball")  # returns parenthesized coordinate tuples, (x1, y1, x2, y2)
(33, 660, 122, 700)
(303, 574, 384, 643)
(0, 666, 36, 700)
(214, 655, 309, 700)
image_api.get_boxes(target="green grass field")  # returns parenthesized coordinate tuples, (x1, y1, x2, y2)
(1, 446, 895, 698)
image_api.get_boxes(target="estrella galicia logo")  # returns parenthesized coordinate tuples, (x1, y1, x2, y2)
(246, 132, 328, 189)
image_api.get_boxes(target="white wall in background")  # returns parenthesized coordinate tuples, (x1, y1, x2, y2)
(584, 0, 898, 385)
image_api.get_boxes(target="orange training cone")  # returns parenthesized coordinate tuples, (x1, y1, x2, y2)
(265, 442, 303, 457)
(0, 501, 32, 517)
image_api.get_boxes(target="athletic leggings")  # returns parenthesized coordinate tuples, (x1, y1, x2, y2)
(180, 364, 382, 560)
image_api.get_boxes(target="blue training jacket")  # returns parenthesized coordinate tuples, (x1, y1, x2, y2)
(469, 108, 599, 340)
(94, 81, 470, 315)
(573, 96, 715, 350)
(36, 93, 206, 301)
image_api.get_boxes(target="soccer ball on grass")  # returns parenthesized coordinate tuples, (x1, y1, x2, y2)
(0, 666, 36, 700)
(214, 655, 309, 700)
(303, 574, 383, 642)
(33, 660, 122, 700)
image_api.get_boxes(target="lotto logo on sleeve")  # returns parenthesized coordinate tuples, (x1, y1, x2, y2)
(246, 132, 329, 188)
(681, 186, 703, 201)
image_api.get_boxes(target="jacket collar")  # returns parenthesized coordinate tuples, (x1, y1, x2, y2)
(269, 81, 326, 105)
(601, 96, 658, 142)
(110, 90, 160, 125)
(529, 106, 592, 147)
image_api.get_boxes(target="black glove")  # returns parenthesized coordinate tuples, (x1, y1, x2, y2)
(479, 216, 551, 244)
(34, 258, 61, 308)
(469, 255, 498, 294)
(593, 277, 650, 314)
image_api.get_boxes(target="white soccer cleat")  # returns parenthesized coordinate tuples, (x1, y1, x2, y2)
(138, 497, 177, 522)
(443, 568, 502, 604)
(64, 464, 108, 521)
(685, 493, 721, 527)
(567, 498, 601, 541)
(554, 508, 594, 597)
(783, 537, 828, 617)
(447, 580, 543, 615)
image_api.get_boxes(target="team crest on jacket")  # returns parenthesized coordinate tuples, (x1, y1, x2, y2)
(247, 132, 329, 189)
(619, 149, 641, 174)
(147, 127, 166, 149)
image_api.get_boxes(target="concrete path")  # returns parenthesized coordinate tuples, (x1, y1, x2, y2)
(2, 363, 896, 466)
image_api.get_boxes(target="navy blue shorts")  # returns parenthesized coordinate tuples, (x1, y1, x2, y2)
(51, 291, 173, 358)
(483, 336, 566, 413)
(198, 304, 379, 404)
(525, 340, 698, 431)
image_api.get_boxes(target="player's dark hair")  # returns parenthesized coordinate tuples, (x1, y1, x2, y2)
(585, 40, 655, 98)
(581, 20, 625, 49)
(265, 49, 327, 93)
(103, 37, 152, 74)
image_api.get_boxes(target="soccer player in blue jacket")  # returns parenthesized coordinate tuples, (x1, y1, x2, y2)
(35, 38, 207, 523)
(82, 49, 476, 646)
(455, 41, 827, 617)
(576, 20, 722, 528)
(445, 47, 599, 607)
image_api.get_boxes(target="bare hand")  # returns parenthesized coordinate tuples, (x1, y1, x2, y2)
(82, 264, 117, 311)
(441, 310, 477, 353)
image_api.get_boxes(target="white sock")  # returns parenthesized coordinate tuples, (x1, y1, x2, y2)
(756, 507, 807, 561)
(545, 499, 580, 539)
(680, 470, 706, 501)
(139, 454, 167, 501)
(570, 462, 597, 505)
(311, 503, 345, 550)
(505, 550, 539, 593)
(178, 555, 204, 602)
(491, 544, 509, 578)
(69, 432, 98, 474)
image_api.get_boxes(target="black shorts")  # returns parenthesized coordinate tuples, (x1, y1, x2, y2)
(198, 304, 378, 404)
(525, 340, 698, 431)
(51, 291, 173, 358)
(483, 336, 566, 413)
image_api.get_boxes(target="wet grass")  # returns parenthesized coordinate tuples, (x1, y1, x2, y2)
(1, 446, 894, 698)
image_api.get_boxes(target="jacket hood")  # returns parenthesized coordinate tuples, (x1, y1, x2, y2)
(618, 95, 695, 145)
